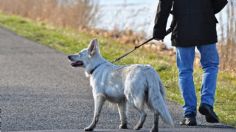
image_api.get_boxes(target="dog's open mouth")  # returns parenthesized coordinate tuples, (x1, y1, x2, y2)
(71, 61, 83, 67)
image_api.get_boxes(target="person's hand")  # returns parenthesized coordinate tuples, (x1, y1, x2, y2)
(153, 27, 166, 42)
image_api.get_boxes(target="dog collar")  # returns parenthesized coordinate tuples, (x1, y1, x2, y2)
(89, 62, 106, 74)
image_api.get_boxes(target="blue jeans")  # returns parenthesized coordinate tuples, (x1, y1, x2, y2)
(176, 44, 219, 117)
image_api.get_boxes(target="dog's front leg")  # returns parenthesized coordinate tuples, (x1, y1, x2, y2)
(151, 113, 159, 132)
(84, 95, 105, 131)
(117, 102, 128, 129)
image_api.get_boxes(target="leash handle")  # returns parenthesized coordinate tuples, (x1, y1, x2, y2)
(112, 28, 172, 63)
(134, 28, 172, 50)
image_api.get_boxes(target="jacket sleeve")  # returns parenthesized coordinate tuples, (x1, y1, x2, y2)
(153, 0, 173, 40)
(211, 0, 228, 14)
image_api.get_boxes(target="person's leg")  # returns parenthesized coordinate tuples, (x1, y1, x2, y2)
(197, 44, 219, 107)
(197, 43, 219, 123)
(176, 46, 197, 117)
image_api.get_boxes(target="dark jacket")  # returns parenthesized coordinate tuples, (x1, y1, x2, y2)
(153, 0, 225, 47)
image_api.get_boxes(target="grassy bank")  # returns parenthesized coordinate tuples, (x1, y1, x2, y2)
(0, 12, 235, 127)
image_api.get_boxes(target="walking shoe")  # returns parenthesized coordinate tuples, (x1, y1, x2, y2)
(199, 103, 219, 123)
(180, 116, 197, 126)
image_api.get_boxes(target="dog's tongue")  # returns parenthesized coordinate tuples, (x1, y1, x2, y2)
(71, 61, 83, 67)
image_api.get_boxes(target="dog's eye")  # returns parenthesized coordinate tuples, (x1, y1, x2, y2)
(79, 53, 84, 56)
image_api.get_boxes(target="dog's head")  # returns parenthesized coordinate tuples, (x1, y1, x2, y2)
(68, 39, 100, 69)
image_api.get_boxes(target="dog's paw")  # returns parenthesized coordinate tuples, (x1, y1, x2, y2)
(119, 124, 128, 129)
(150, 128, 158, 132)
(133, 125, 142, 130)
(84, 126, 94, 131)
(150, 126, 158, 132)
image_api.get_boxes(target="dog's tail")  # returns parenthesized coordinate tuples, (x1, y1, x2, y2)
(146, 68, 174, 126)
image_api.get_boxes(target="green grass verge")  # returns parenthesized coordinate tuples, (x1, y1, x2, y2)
(0, 12, 235, 127)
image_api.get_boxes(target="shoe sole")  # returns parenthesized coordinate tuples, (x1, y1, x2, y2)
(180, 118, 197, 126)
(180, 123, 197, 126)
(199, 107, 219, 123)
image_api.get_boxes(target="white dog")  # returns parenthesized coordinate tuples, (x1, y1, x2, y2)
(68, 39, 174, 132)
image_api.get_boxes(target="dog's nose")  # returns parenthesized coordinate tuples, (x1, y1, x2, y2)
(68, 55, 72, 60)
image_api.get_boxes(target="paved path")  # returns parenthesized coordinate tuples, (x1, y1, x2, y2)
(0, 27, 235, 132)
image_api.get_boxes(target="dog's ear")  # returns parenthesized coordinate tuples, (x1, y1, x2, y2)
(88, 39, 98, 56)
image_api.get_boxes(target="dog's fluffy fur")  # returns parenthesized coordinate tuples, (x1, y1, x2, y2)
(68, 39, 174, 132)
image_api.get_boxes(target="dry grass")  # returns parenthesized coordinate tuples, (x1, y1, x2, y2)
(0, 0, 99, 28)
(218, 1, 236, 72)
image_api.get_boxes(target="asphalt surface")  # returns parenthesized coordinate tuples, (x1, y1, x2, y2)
(0, 27, 235, 132)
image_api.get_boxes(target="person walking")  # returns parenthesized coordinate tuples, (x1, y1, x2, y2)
(153, 0, 228, 126)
